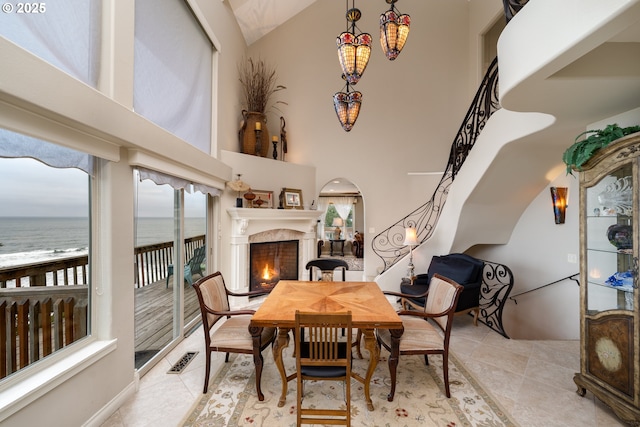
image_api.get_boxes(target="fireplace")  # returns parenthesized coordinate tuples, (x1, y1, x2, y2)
(227, 208, 321, 294)
(249, 240, 299, 292)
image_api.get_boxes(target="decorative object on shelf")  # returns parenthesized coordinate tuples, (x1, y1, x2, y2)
(605, 270, 634, 291)
(607, 224, 633, 250)
(280, 188, 303, 209)
(254, 120, 263, 155)
(550, 186, 568, 224)
(562, 123, 640, 175)
(598, 176, 633, 216)
(227, 174, 250, 207)
(251, 190, 273, 208)
(280, 116, 288, 161)
(237, 57, 286, 156)
(403, 226, 418, 283)
(332, 217, 343, 239)
(336, 4, 371, 85)
(243, 188, 256, 206)
(271, 136, 278, 160)
(380, 0, 411, 60)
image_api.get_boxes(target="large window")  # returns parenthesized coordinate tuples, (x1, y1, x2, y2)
(0, 134, 91, 381)
(134, 0, 213, 153)
(0, 0, 102, 87)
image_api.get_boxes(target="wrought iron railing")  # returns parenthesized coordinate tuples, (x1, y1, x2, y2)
(503, 0, 529, 23)
(371, 0, 530, 273)
(372, 56, 500, 272)
(509, 273, 580, 304)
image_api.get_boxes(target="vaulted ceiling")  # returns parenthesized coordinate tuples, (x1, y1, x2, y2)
(228, 0, 317, 45)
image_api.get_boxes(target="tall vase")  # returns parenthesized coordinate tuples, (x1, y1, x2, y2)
(239, 111, 270, 157)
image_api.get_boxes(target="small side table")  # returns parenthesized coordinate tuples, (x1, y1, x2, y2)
(329, 239, 345, 256)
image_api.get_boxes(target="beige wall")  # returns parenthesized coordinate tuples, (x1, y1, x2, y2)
(243, 0, 501, 278)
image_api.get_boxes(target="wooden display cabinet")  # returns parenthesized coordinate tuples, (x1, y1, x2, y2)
(574, 131, 640, 425)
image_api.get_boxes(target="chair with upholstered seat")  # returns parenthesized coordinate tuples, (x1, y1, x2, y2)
(167, 245, 206, 288)
(192, 271, 276, 399)
(377, 273, 462, 398)
(304, 258, 361, 358)
(295, 310, 353, 426)
(305, 258, 349, 281)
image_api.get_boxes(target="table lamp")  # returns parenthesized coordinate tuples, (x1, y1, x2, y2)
(403, 227, 419, 282)
(332, 217, 344, 240)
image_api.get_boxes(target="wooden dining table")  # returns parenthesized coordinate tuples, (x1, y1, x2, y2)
(249, 280, 403, 411)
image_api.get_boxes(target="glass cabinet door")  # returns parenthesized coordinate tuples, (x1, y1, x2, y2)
(585, 163, 635, 314)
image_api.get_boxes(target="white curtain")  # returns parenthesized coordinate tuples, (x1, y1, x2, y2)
(137, 167, 221, 197)
(329, 196, 355, 222)
(316, 198, 330, 239)
(0, 129, 94, 175)
(0, 0, 102, 87)
(319, 196, 355, 239)
(134, 0, 213, 154)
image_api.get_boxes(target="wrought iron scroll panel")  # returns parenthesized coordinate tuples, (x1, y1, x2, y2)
(371, 56, 500, 272)
(479, 260, 514, 338)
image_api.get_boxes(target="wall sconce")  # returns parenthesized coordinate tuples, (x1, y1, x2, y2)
(550, 187, 568, 224)
(403, 227, 419, 281)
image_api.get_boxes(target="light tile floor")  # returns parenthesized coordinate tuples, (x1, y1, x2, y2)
(102, 315, 626, 427)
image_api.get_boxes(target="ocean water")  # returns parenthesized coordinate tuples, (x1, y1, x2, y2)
(0, 216, 206, 268)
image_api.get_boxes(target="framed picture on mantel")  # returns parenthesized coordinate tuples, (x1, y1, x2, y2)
(280, 188, 303, 209)
(251, 190, 273, 208)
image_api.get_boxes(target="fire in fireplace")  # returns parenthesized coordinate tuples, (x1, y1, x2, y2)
(249, 240, 299, 292)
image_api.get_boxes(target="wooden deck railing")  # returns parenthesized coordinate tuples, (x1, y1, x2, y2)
(0, 235, 205, 379)
(0, 286, 88, 378)
(133, 235, 205, 288)
(0, 257, 89, 288)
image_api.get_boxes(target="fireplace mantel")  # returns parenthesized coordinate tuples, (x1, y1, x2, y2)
(227, 208, 321, 235)
(226, 208, 320, 293)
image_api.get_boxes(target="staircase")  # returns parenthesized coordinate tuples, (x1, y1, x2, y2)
(375, 0, 640, 292)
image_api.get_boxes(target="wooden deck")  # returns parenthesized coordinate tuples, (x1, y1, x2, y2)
(134, 277, 201, 355)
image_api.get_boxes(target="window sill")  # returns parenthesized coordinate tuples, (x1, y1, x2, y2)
(0, 338, 117, 422)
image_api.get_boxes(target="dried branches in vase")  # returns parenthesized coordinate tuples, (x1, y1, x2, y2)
(238, 57, 286, 157)
(238, 57, 286, 114)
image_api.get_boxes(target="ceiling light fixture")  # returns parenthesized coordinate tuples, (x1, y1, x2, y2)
(333, 85, 362, 132)
(336, 2, 371, 85)
(380, 0, 411, 61)
(334, 1, 367, 132)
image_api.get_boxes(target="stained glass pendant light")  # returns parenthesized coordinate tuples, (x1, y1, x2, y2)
(336, 3, 371, 85)
(380, 0, 411, 60)
(333, 84, 362, 132)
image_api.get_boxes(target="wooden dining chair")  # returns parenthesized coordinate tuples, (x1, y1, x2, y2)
(295, 310, 353, 426)
(192, 271, 276, 400)
(303, 258, 361, 358)
(305, 258, 348, 281)
(377, 273, 463, 398)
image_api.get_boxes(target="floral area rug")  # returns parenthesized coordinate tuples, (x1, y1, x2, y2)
(182, 342, 517, 427)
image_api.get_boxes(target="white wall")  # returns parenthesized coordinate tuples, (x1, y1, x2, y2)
(467, 172, 580, 340)
(468, 107, 640, 340)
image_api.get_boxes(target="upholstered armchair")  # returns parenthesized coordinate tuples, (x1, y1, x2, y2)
(400, 253, 482, 325)
(378, 274, 463, 398)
